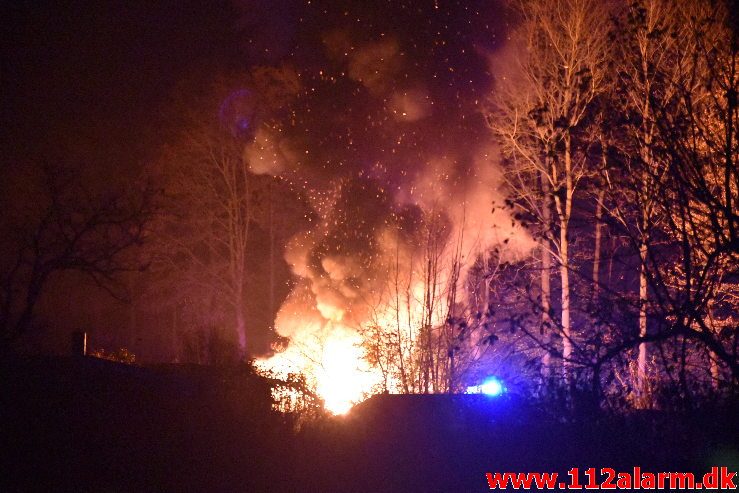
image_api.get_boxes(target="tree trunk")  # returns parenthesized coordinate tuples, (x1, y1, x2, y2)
(637, 241, 648, 398)
(269, 181, 275, 325)
(608, 236, 616, 287)
(710, 352, 721, 391)
(394, 237, 409, 394)
(561, 133, 573, 380)
(541, 245, 552, 375)
(541, 168, 552, 375)
(593, 189, 605, 300)
(560, 231, 572, 373)
(235, 300, 247, 356)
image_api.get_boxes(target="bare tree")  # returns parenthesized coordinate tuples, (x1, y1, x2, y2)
(490, 0, 611, 380)
(608, 0, 690, 401)
(555, 0, 739, 403)
(358, 214, 455, 394)
(155, 85, 256, 356)
(643, 0, 739, 382)
(357, 210, 514, 395)
(0, 167, 157, 347)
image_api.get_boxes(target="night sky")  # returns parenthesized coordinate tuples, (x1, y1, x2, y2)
(2, 0, 508, 171)
(2, 0, 239, 174)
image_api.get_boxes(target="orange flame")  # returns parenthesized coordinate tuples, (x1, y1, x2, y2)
(257, 322, 383, 414)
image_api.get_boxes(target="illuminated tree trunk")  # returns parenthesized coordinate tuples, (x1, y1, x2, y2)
(269, 181, 275, 327)
(707, 305, 723, 391)
(232, 156, 251, 357)
(556, 132, 574, 379)
(636, 69, 653, 404)
(541, 168, 552, 375)
(637, 236, 648, 398)
(560, 235, 572, 376)
(394, 237, 409, 393)
(235, 288, 247, 354)
(489, 0, 610, 389)
(444, 247, 461, 393)
(593, 142, 607, 300)
(614, 0, 688, 401)
(593, 197, 603, 299)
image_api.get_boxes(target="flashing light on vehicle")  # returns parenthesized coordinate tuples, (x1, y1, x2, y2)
(466, 377, 505, 397)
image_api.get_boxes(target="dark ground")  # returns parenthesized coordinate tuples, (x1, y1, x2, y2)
(2, 355, 737, 492)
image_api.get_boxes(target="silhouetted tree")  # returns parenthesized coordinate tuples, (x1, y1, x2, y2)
(0, 167, 157, 347)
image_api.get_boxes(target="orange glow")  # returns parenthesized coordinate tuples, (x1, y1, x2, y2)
(257, 322, 383, 415)
(257, 279, 453, 414)
(257, 201, 530, 414)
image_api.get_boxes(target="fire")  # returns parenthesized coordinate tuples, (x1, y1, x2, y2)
(255, 159, 533, 415)
(258, 321, 383, 415)
(315, 330, 375, 414)
(257, 276, 455, 414)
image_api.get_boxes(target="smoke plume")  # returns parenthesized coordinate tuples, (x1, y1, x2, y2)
(246, 2, 530, 409)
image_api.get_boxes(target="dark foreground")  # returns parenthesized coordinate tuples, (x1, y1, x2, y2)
(2, 356, 737, 492)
